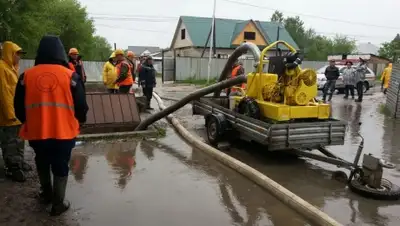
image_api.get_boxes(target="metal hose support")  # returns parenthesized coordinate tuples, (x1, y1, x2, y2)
(135, 42, 262, 131)
(213, 42, 261, 98)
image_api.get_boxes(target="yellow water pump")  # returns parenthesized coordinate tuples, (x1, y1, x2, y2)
(232, 41, 330, 122)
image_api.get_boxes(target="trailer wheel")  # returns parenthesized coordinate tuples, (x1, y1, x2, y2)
(206, 115, 224, 146)
(349, 178, 400, 200)
(237, 97, 261, 120)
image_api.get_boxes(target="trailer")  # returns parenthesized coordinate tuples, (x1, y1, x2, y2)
(139, 40, 400, 200)
(192, 95, 400, 200)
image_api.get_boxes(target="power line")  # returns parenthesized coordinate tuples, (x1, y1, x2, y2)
(91, 16, 176, 22)
(315, 31, 392, 40)
(221, 0, 400, 30)
(89, 13, 178, 20)
(95, 23, 171, 34)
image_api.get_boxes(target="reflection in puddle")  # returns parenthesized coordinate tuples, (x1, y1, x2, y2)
(70, 152, 89, 183)
(105, 142, 138, 189)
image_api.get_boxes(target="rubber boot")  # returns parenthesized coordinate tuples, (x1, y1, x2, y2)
(37, 167, 52, 205)
(50, 176, 70, 216)
(5, 168, 26, 182)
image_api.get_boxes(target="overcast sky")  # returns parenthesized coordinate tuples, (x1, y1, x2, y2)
(80, 0, 399, 49)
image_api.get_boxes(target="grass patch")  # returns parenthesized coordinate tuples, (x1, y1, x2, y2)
(378, 103, 392, 116)
(176, 77, 218, 86)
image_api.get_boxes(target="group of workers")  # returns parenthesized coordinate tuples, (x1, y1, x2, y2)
(102, 49, 157, 109)
(0, 34, 156, 217)
(0, 35, 87, 216)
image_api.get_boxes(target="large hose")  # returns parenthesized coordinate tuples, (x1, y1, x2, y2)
(135, 75, 246, 130)
(213, 42, 261, 98)
(152, 92, 342, 226)
(135, 42, 261, 131)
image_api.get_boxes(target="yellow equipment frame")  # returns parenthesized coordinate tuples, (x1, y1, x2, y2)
(234, 40, 330, 121)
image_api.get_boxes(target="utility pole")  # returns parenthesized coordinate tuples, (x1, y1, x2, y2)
(114, 43, 117, 50)
(207, 0, 216, 84)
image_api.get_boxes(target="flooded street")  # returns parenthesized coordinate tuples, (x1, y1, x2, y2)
(65, 133, 308, 226)
(2, 81, 400, 226)
(158, 84, 400, 226)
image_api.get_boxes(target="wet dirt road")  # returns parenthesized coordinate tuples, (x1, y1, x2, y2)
(157, 84, 400, 226)
(65, 134, 309, 226)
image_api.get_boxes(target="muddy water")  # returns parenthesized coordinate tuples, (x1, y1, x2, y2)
(66, 133, 310, 226)
(170, 90, 400, 226)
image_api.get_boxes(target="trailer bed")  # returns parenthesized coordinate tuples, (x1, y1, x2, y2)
(192, 96, 346, 151)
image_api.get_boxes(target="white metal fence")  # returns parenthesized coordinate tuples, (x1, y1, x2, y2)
(386, 64, 400, 118)
(174, 57, 327, 81)
(19, 60, 162, 82)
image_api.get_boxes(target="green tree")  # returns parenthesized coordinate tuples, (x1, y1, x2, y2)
(270, 11, 356, 61)
(0, 0, 112, 61)
(270, 10, 284, 23)
(378, 34, 400, 62)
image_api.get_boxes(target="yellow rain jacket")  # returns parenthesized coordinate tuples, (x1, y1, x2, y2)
(102, 52, 118, 89)
(381, 63, 392, 89)
(0, 42, 22, 126)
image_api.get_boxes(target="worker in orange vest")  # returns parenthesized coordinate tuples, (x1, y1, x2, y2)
(14, 35, 88, 216)
(126, 51, 137, 82)
(68, 48, 86, 85)
(227, 60, 245, 96)
(114, 49, 134, 94)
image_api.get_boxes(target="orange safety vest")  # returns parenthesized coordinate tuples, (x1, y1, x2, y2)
(230, 65, 245, 92)
(68, 62, 75, 71)
(69, 61, 87, 82)
(116, 61, 134, 86)
(19, 64, 80, 140)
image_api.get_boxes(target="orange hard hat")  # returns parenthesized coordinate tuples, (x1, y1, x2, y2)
(127, 51, 135, 57)
(69, 48, 79, 55)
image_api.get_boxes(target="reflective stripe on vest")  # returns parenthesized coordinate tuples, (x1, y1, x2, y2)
(25, 102, 74, 110)
(19, 64, 80, 140)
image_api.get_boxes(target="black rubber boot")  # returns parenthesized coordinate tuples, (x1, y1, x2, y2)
(37, 167, 52, 205)
(5, 168, 26, 182)
(50, 176, 70, 216)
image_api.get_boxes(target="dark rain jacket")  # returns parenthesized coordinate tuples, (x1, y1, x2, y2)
(324, 65, 340, 81)
(69, 56, 86, 83)
(14, 35, 88, 124)
(139, 61, 156, 88)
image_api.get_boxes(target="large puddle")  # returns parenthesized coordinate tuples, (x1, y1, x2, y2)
(66, 132, 309, 226)
(184, 91, 400, 226)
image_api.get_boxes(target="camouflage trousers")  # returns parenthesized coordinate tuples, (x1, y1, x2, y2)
(0, 125, 25, 170)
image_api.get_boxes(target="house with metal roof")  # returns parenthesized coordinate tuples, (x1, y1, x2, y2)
(127, 46, 161, 57)
(170, 16, 299, 58)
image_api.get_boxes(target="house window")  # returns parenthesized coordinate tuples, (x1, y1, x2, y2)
(181, 29, 186, 40)
(244, 31, 256, 40)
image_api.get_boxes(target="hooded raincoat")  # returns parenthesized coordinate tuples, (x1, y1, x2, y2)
(102, 52, 118, 89)
(0, 42, 23, 126)
(381, 63, 392, 89)
(14, 35, 88, 126)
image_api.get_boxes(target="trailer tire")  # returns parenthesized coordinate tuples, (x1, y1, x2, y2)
(236, 97, 261, 120)
(206, 114, 226, 146)
(349, 178, 400, 200)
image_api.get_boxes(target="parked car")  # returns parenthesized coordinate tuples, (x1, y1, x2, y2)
(316, 65, 375, 93)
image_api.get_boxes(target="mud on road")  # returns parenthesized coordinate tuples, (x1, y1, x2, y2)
(1, 82, 399, 226)
(159, 84, 400, 226)
(0, 135, 310, 226)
